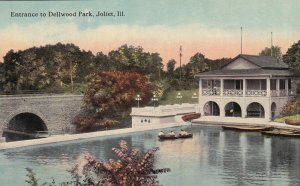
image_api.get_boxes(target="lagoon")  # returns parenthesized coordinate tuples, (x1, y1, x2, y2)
(1, 125, 300, 186)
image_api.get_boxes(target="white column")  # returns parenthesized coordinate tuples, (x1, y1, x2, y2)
(266, 78, 270, 97)
(242, 106, 247, 118)
(264, 102, 271, 121)
(199, 79, 202, 97)
(285, 79, 289, 96)
(220, 102, 225, 117)
(276, 79, 280, 96)
(243, 78, 246, 97)
(220, 78, 224, 96)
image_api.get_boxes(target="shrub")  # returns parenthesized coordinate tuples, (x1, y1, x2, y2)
(280, 100, 298, 116)
(72, 109, 119, 133)
(26, 140, 170, 186)
(70, 140, 170, 185)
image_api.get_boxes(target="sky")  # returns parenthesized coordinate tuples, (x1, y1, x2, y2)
(1, 0, 300, 66)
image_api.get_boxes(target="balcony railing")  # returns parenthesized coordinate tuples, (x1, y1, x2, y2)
(279, 90, 286, 96)
(202, 89, 220, 96)
(246, 90, 267, 96)
(202, 89, 293, 97)
(271, 90, 277, 96)
(223, 89, 243, 96)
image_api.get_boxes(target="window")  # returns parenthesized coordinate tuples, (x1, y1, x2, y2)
(270, 79, 276, 90)
(280, 79, 285, 90)
(235, 80, 243, 90)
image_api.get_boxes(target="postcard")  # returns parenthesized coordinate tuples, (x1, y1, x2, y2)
(1, 1, 300, 186)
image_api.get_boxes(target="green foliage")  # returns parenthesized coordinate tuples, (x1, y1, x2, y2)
(0, 43, 94, 93)
(283, 41, 300, 76)
(188, 52, 208, 73)
(259, 45, 282, 59)
(151, 80, 165, 98)
(108, 44, 164, 81)
(280, 100, 298, 116)
(159, 88, 199, 105)
(166, 59, 176, 77)
(206, 58, 232, 71)
(0, 43, 166, 94)
(167, 52, 231, 90)
(73, 109, 120, 132)
(274, 115, 300, 123)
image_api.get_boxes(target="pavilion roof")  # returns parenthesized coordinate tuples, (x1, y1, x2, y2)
(195, 69, 292, 78)
(196, 54, 291, 78)
(225, 54, 289, 69)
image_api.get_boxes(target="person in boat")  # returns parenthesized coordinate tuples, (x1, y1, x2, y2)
(179, 129, 188, 136)
(158, 131, 165, 137)
(168, 131, 176, 137)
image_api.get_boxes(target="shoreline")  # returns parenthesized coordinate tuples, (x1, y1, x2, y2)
(193, 119, 300, 130)
(0, 123, 185, 151)
(2, 120, 300, 151)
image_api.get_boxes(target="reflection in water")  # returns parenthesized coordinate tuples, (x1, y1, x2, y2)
(270, 137, 300, 186)
(1, 126, 300, 186)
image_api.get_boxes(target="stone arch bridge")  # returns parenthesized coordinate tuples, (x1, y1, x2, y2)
(0, 94, 83, 141)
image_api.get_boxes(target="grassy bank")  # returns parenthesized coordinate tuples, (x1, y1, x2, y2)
(159, 89, 199, 105)
(274, 115, 300, 123)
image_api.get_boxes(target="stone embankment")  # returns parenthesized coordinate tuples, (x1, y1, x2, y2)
(0, 122, 185, 150)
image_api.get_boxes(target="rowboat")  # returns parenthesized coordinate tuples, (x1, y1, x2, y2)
(285, 119, 300, 126)
(158, 133, 193, 140)
(261, 128, 300, 137)
(178, 133, 193, 138)
(222, 125, 273, 132)
(34, 131, 50, 138)
(181, 113, 201, 122)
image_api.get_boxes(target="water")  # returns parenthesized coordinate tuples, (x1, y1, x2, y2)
(1, 125, 300, 186)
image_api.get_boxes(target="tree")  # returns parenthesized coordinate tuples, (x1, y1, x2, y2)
(93, 51, 110, 71)
(259, 45, 282, 59)
(74, 71, 154, 132)
(283, 41, 300, 75)
(0, 43, 95, 93)
(185, 52, 208, 78)
(206, 58, 232, 71)
(108, 45, 164, 80)
(84, 71, 153, 114)
(166, 59, 176, 77)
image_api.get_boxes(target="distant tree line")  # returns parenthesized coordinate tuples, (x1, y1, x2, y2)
(2, 41, 300, 131)
(258, 43, 300, 76)
(167, 53, 231, 90)
(0, 42, 232, 94)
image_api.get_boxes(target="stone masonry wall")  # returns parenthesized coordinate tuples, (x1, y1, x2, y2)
(0, 94, 83, 136)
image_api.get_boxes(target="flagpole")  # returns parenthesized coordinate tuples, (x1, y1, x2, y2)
(179, 46, 182, 84)
(271, 32, 273, 57)
(240, 27, 243, 54)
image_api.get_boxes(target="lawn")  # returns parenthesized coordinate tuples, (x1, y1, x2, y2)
(274, 114, 300, 123)
(159, 88, 199, 105)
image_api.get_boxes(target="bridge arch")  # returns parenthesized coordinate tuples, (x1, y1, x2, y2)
(2, 108, 48, 141)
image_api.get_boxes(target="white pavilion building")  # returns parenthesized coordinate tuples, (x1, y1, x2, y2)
(195, 54, 295, 122)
